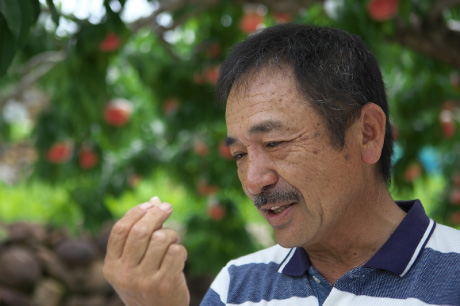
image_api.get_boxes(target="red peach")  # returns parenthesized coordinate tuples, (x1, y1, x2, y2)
(240, 13, 263, 33)
(162, 98, 180, 115)
(450, 211, 460, 225)
(206, 43, 221, 59)
(104, 99, 133, 127)
(46, 142, 73, 163)
(193, 140, 209, 156)
(404, 163, 422, 182)
(204, 66, 219, 85)
(197, 180, 218, 196)
(367, 0, 398, 21)
(78, 147, 98, 170)
(442, 121, 456, 138)
(99, 32, 121, 52)
(208, 205, 226, 221)
(274, 12, 292, 23)
(449, 189, 460, 205)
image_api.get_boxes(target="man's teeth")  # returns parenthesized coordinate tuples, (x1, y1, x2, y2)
(269, 205, 291, 214)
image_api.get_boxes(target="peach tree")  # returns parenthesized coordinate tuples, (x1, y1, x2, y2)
(1, 0, 460, 235)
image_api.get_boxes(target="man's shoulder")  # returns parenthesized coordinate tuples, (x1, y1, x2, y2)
(225, 244, 292, 268)
(204, 245, 312, 305)
(426, 222, 460, 254)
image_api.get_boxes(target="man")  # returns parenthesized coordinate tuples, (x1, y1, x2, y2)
(103, 24, 460, 306)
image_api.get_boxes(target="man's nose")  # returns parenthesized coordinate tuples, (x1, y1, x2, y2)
(243, 152, 278, 196)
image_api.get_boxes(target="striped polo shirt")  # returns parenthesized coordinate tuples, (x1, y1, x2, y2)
(200, 200, 460, 305)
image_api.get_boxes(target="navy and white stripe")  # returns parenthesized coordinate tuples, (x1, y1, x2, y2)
(200, 200, 460, 305)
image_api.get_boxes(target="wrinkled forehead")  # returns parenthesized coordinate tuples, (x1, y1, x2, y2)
(226, 64, 301, 117)
(224, 66, 311, 129)
(226, 62, 297, 104)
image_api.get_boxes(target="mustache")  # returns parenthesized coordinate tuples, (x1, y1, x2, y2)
(253, 186, 301, 209)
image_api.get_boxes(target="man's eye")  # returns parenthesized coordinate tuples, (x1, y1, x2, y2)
(232, 153, 246, 160)
(266, 142, 281, 148)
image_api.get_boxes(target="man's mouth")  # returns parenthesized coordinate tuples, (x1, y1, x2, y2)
(264, 203, 295, 215)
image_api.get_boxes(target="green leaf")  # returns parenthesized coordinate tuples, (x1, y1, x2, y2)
(0, 0, 40, 77)
(0, 0, 22, 39)
(16, 0, 41, 45)
(46, 0, 60, 26)
(0, 13, 16, 77)
(0, 0, 40, 45)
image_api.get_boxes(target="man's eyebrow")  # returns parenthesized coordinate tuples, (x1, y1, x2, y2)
(248, 120, 283, 134)
(225, 120, 284, 147)
(225, 136, 236, 147)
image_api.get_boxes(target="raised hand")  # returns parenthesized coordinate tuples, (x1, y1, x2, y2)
(103, 197, 189, 306)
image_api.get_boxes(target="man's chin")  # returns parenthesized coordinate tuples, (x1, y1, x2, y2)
(273, 233, 302, 249)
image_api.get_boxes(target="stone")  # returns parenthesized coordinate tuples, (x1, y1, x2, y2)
(55, 240, 98, 267)
(32, 278, 65, 306)
(0, 246, 41, 290)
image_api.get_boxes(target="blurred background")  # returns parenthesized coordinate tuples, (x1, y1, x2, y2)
(0, 0, 459, 305)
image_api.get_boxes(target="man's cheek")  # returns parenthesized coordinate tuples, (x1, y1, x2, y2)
(237, 168, 249, 195)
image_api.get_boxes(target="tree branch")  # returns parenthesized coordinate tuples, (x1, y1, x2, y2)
(40, 5, 91, 25)
(129, 0, 193, 34)
(234, 0, 322, 14)
(0, 51, 65, 110)
(393, 13, 460, 68)
(429, 0, 460, 21)
(128, 0, 219, 60)
(11, 51, 64, 75)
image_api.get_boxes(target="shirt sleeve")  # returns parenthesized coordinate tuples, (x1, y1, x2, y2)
(200, 265, 231, 305)
(200, 288, 226, 306)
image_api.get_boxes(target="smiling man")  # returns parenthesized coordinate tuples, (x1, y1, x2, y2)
(103, 24, 460, 306)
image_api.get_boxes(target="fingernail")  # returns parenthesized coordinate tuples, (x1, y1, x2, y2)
(159, 202, 172, 211)
(139, 202, 153, 211)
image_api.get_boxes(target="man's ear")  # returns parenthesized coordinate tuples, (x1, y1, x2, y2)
(360, 103, 386, 165)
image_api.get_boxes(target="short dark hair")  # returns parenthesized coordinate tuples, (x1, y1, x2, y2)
(216, 23, 393, 184)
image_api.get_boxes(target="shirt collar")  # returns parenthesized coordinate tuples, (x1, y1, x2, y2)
(280, 199, 436, 277)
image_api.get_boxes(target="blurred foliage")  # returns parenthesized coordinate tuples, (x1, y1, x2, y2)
(1, 0, 460, 276)
(0, 0, 40, 76)
(184, 198, 261, 276)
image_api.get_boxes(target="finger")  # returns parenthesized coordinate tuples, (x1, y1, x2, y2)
(157, 244, 187, 277)
(149, 197, 164, 228)
(153, 249, 188, 301)
(122, 203, 173, 266)
(138, 228, 180, 270)
(106, 203, 152, 261)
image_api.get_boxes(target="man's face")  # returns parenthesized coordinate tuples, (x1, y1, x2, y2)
(225, 68, 366, 249)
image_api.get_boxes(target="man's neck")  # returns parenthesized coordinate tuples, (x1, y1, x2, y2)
(304, 187, 406, 285)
